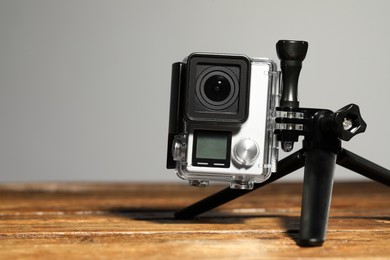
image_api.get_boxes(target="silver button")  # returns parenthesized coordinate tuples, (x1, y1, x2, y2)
(233, 138, 259, 166)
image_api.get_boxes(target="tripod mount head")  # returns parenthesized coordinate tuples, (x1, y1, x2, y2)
(275, 40, 367, 152)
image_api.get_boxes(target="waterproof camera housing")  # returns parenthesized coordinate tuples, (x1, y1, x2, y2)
(167, 53, 280, 189)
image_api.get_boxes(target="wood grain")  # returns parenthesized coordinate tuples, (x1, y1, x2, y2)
(0, 182, 389, 259)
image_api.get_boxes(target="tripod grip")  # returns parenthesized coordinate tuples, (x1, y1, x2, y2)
(300, 147, 336, 247)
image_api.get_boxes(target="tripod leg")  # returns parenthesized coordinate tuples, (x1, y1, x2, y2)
(337, 149, 390, 186)
(299, 147, 336, 247)
(175, 149, 305, 219)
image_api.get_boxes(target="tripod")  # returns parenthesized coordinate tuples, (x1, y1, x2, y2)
(174, 40, 390, 247)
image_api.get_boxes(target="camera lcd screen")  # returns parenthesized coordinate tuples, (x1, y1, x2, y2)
(192, 130, 231, 168)
(196, 134, 227, 160)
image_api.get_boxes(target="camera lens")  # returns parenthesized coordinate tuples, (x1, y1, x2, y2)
(204, 75, 231, 102)
(196, 67, 239, 110)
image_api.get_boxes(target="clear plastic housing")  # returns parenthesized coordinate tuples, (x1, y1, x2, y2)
(173, 57, 279, 189)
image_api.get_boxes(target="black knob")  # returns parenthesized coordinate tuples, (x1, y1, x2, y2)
(276, 40, 308, 109)
(331, 104, 367, 141)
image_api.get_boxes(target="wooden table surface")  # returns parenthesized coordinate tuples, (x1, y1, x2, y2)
(0, 181, 389, 259)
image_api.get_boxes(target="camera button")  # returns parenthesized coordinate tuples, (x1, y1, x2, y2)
(172, 136, 186, 162)
(233, 138, 259, 167)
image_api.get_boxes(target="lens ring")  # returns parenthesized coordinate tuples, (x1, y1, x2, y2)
(200, 71, 234, 105)
(196, 67, 239, 110)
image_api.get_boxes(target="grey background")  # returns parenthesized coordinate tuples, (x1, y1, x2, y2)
(0, 0, 389, 183)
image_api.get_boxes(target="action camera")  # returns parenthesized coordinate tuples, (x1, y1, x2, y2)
(166, 53, 280, 189)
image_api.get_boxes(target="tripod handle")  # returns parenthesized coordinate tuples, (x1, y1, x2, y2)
(276, 40, 308, 109)
(300, 147, 336, 247)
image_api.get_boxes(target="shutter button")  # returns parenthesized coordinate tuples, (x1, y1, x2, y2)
(233, 138, 259, 167)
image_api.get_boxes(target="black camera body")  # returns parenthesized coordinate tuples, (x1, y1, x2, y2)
(167, 53, 280, 189)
